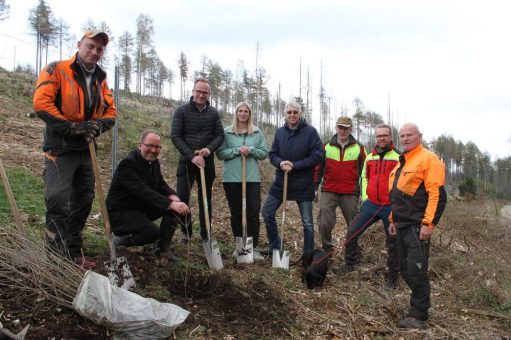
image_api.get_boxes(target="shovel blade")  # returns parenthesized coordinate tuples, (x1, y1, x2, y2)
(235, 236, 254, 264)
(104, 256, 136, 290)
(272, 249, 290, 269)
(203, 240, 223, 270)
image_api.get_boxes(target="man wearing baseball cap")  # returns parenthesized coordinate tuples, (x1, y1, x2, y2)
(33, 29, 117, 269)
(317, 116, 366, 269)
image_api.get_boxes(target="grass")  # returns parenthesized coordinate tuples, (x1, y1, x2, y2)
(0, 167, 45, 225)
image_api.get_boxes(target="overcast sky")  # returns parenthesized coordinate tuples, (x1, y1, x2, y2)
(0, 0, 509, 158)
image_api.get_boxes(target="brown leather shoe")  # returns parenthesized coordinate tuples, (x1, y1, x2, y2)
(73, 256, 97, 270)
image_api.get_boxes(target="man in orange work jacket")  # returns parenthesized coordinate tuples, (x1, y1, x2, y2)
(33, 30, 117, 270)
(389, 123, 447, 330)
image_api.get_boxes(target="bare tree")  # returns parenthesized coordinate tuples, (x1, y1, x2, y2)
(135, 14, 154, 95)
(118, 31, 134, 92)
(28, 0, 56, 74)
(177, 52, 189, 102)
(0, 0, 10, 21)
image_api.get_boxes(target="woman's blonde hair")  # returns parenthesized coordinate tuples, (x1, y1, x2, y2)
(232, 101, 254, 135)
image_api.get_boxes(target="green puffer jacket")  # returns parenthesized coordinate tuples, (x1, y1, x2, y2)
(216, 125, 268, 182)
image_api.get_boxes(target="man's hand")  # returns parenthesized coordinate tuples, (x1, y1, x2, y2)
(419, 225, 433, 240)
(86, 121, 101, 138)
(199, 148, 211, 158)
(239, 146, 250, 156)
(280, 160, 293, 172)
(169, 200, 190, 215)
(69, 121, 101, 139)
(191, 154, 205, 168)
(389, 223, 397, 236)
(168, 194, 180, 202)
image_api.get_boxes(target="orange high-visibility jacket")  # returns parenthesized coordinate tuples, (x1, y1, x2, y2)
(389, 144, 447, 228)
(33, 53, 116, 153)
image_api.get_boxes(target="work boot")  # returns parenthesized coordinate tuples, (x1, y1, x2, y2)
(153, 247, 180, 261)
(253, 249, 265, 261)
(112, 233, 132, 247)
(397, 317, 426, 330)
(73, 256, 97, 270)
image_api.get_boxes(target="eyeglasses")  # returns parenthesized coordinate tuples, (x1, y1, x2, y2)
(376, 134, 391, 139)
(142, 143, 163, 150)
(286, 110, 299, 115)
(194, 89, 210, 96)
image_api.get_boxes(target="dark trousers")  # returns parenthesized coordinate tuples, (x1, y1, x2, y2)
(344, 201, 398, 280)
(397, 224, 431, 321)
(176, 159, 215, 241)
(223, 182, 261, 247)
(109, 208, 179, 250)
(43, 151, 94, 258)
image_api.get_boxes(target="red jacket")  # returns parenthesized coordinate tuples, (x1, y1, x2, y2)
(361, 143, 400, 205)
(318, 134, 366, 195)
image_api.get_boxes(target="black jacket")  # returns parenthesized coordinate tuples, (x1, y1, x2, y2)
(106, 149, 176, 214)
(170, 97, 224, 162)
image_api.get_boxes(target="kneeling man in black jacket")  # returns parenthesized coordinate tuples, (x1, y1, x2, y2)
(106, 130, 190, 259)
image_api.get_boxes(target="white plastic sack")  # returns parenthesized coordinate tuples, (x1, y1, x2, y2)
(72, 271, 189, 339)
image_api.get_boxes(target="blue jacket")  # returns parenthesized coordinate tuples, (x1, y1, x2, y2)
(268, 118, 323, 201)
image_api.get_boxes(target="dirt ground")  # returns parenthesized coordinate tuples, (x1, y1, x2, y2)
(1, 69, 510, 339)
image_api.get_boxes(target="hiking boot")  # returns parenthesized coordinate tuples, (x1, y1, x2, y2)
(253, 249, 265, 261)
(112, 233, 132, 247)
(397, 317, 426, 330)
(73, 256, 96, 270)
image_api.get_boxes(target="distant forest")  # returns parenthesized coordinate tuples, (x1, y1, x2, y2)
(6, 0, 511, 199)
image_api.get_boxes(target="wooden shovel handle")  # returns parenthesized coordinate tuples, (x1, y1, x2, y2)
(89, 140, 116, 260)
(0, 158, 23, 231)
(241, 155, 247, 240)
(280, 171, 288, 252)
(195, 150, 212, 242)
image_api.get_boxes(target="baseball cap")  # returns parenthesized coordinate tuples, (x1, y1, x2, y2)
(82, 29, 109, 46)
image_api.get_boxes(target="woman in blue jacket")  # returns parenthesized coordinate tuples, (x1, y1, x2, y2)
(217, 102, 268, 260)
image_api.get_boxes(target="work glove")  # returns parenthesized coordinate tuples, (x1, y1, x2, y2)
(68, 121, 101, 139)
(86, 121, 101, 138)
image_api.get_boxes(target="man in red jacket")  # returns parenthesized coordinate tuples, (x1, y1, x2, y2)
(343, 124, 400, 286)
(318, 116, 366, 255)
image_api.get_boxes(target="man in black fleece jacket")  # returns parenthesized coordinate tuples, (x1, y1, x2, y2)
(106, 130, 189, 257)
(171, 79, 224, 242)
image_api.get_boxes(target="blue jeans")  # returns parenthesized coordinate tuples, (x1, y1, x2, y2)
(262, 193, 314, 252)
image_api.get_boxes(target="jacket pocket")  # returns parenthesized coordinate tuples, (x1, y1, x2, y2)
(398, 168, 424, 196)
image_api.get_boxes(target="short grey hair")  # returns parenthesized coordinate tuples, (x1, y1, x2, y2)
(284, 101, 302, 114)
